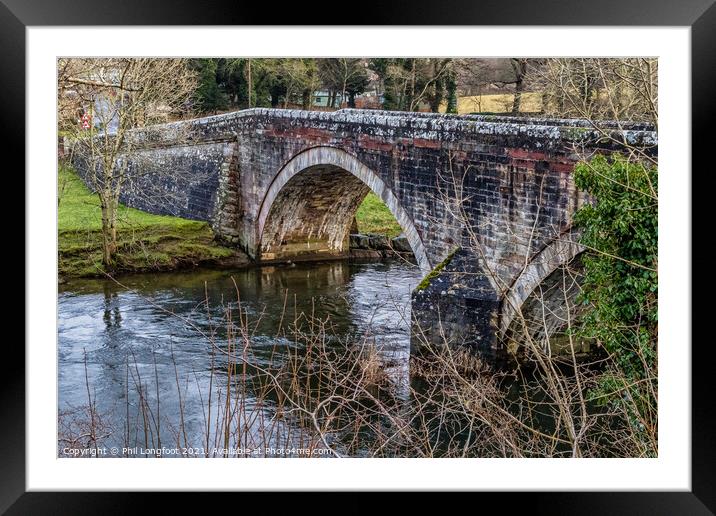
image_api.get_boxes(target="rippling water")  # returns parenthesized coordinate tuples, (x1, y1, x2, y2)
(58, 260, 423, 456)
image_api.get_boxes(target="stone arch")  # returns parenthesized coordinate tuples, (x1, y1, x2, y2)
(257, 146, 431, 272)
(499, 231, 584, 338)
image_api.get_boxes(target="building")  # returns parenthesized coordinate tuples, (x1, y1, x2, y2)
(312, 90, 344, 108)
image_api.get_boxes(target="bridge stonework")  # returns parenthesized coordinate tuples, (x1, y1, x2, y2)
(73, 108, 656, 361)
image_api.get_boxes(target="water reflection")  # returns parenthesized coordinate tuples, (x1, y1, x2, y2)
(102, 285, 122, 330)
(58, 260, 422, 456)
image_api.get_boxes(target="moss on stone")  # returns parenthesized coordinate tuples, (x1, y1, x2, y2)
(415, 247, 459, 291)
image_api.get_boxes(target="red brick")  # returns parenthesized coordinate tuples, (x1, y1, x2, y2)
(506, 147, 549, 161)
(548, 161, 574, 174)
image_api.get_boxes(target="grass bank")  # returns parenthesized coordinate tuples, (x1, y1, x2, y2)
(58, 165, 245, 278)
(355, 193, 403, 238)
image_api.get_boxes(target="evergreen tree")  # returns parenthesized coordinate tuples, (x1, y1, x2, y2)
(445, 65, 458, 114)
(428, 61, 446, 113)
(345, 65, 370, 107)
(190, 59, 228, 113)
(368, 58, 398, 110)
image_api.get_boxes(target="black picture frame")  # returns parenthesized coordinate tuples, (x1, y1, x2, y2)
(4, 0, 711, 512)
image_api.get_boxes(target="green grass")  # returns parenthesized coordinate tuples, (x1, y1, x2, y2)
(58, 165, 208, 232)
(354, 193, 403, 238)
(58, 165, 241, 278)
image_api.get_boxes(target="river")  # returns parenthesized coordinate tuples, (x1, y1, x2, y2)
(58, 260, 423, 457)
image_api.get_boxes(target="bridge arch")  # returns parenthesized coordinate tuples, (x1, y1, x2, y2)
(499, 232, 584, 339)
(257, 146, 431, 272)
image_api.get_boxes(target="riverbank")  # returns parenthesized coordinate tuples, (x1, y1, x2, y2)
(58, 165, 249, 279)
(58, 166, 410, 279)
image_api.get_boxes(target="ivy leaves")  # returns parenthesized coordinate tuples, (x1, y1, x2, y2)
(574, 154, 658, 452)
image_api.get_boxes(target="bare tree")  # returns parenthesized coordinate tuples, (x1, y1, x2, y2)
(453, 58, 537, 114)
(530, 58, 658, 127)
(318, 58, 369, 109)
(277, 59, 319, 109)
(58, 58, 197, 266)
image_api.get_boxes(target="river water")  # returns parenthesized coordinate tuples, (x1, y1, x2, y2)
(58, 260, 423, 457)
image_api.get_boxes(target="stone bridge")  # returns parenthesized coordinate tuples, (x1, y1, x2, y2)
(72, 108, 657, 361)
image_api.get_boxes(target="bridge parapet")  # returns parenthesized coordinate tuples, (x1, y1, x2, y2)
(122, 108, 657, 154)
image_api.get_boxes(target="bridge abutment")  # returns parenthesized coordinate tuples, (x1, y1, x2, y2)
(411, 249, 504, 362)
(211, 143, 244, 248)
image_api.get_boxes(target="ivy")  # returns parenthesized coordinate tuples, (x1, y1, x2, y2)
(573, 154, 658, 453)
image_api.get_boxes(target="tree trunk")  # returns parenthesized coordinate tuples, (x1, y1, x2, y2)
(341, 78, 347, 109)
(429, 63, 444, 113)
(510, 58, 527, 115)
(247, 59, 252, 108)
(445, 68, 458, 114)
(512, 78, 524, 115)
(409, 59, 416, 111)
(100, 201, 117, 267)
